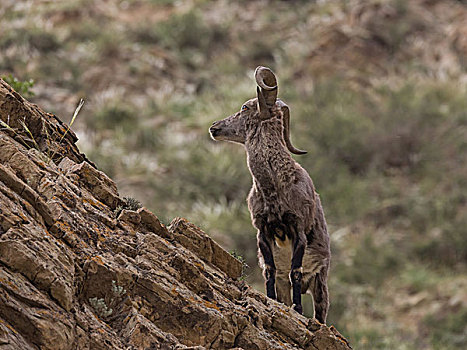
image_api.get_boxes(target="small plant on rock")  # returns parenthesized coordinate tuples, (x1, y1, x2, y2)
(111, 279, 127, 297)
(229, 250, 249, 280)
(2, 74, 35, 97)
(89, 280, 128, 321)
(89, 297, 113, 318)
(114, 196, 143, 217)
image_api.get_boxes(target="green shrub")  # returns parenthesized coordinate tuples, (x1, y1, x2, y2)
(399, 264, 442, 294)
(67, 20, 102, 43)
(89, 104, 137, 131)
(0, 27, 59, 53)
(150, 8, 228, 68)
(2, 74, 35, 97)
(423, 308, 467, 350)
(336, 234, 401, 287)
(346, 328, 402, 350)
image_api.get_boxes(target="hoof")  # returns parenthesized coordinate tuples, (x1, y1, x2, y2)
(292, 304, 303, 314)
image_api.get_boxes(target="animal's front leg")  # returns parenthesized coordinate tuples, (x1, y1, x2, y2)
(258, 231, 276, 300)
(291, 235, 306, 314)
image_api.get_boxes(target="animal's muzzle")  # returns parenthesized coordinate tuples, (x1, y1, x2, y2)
(209, 124, 220, 138)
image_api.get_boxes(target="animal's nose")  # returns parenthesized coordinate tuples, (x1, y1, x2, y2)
(210, 121, 221, 130)
(209, 125, 220, 140)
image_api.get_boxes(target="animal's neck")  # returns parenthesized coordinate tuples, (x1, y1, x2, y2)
(245, 118, 296, 193)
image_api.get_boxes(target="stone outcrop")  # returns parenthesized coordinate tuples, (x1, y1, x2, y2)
(0, 78, 351, 350)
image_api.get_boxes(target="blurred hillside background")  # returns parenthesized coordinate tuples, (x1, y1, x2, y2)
(1, 0, 466, 348)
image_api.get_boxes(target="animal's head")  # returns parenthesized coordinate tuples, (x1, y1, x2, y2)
(209, 66, 306, 155)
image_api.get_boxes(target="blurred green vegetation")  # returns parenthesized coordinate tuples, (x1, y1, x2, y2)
(1, 0, 466, 348)
(2, 74, 35, 97)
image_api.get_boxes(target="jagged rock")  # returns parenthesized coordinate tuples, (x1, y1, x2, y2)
(168, 218, 243, 280)
(0, 78, 352, 349)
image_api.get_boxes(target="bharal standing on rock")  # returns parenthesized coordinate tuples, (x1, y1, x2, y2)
(209, 66, 331, 323)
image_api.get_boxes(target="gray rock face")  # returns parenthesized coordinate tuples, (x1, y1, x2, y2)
(0, 78, 351, 350)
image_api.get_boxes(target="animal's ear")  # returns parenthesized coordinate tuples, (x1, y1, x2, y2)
(257, 87, 270, 120)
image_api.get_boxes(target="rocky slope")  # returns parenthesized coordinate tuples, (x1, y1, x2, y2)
(0, 79, 351, 350)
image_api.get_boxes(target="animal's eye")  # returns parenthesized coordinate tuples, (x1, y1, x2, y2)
(241, 105, 249, 111)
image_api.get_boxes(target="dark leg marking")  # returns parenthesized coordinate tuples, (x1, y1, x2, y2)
(290, 235, 305, 314)
(258, 232, 276, 300)
(290, 268, 303, 314)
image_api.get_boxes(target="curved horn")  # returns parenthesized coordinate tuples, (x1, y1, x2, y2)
(255, 66, 278, 107)
(276, 100, 307, 155)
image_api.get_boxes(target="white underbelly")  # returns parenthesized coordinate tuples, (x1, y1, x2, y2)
(273, 238, 323, 282)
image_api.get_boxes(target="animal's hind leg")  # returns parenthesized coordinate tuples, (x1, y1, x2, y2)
(273, 241, 292, 306)
(275, 274, 292, 306)
(312, 266, 329, 324)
